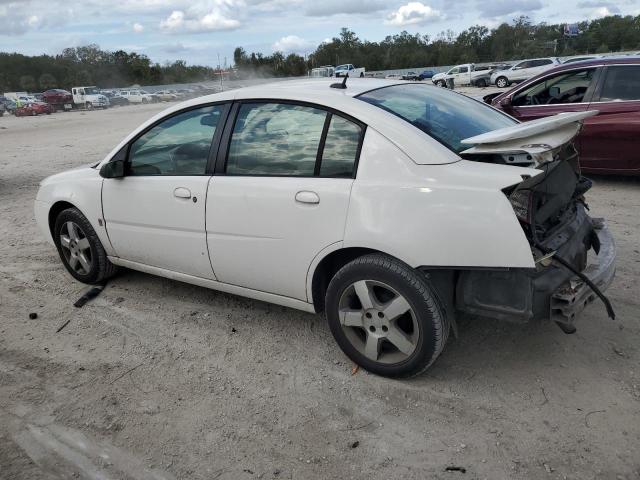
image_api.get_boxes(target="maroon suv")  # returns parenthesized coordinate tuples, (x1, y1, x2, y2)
(487, 57, 640, 175)
(42, 89, 73, 111)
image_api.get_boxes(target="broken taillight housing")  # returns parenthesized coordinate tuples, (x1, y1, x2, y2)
(509, 189, 533, 224)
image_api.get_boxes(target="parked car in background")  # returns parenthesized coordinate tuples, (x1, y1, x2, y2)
(3, 91, 28, 102)
(418, 70, 436, 80)
(401, 71, 420, 80)
(334, 64, 366, 78)
(0, 97, 17, 114)
(42, 89, 73, 111)
(104, 92, 129, 106)
(30, 101, 54, 115)
(72, 86, 109, 109)
(490, 57, 560, 87)
(488, 57, 640, 174)
(120, 89, 154, 104)
(155, 90, 179, 102)
(35, 79, 615, 377)
(384, 74, 403, 80)
(432, 63, 493, 88)
(15, 104, 37, 116)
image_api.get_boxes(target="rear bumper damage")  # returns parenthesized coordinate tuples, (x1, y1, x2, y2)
(456, 205, 616, 325)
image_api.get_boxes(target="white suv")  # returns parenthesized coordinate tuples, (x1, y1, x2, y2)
(120, 90, 154, 104)
(491, 58, 560, 88)
(34, 79, 615, 377)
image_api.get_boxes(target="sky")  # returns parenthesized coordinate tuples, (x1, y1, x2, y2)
(1, 0, 638, 67)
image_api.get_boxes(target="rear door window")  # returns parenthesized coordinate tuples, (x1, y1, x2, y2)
(225, 103, 363, 178)
(598, 65, 640, 101)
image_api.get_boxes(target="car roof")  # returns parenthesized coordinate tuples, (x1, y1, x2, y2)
(553, 55, 640, 68)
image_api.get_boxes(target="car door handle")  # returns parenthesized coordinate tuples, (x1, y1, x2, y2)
(174, 187, 192, 199)
(295, 191, 320, 204)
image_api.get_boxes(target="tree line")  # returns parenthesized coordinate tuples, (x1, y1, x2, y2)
(235, 14, 640, 77)
(0, 45, 218, 92)
(1, 14, 639, 91)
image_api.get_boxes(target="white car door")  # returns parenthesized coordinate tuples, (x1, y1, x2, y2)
(102, 103, 229, 279)
(511, 61, 530, 81)
(206, 101, 365, 301)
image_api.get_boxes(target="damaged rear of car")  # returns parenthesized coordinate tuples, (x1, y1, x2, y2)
(358, 84, 616, 334)
(456, 111, 616, 331)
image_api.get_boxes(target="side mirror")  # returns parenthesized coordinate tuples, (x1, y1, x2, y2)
(100, 159, 125, 178)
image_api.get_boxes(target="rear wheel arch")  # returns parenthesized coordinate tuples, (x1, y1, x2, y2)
(311, 247, 380, 313)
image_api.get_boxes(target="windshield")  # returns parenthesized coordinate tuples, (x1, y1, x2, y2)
(357, 84, 516, 153)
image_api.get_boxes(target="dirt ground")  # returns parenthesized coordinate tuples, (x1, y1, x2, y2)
(1, 98, 639, 480)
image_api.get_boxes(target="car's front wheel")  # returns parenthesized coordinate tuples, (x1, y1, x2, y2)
(325, 254, 448, 378)
(435, 80, 446, 87)
(54, 208, 118, 284)
(495, 76, 509, 88)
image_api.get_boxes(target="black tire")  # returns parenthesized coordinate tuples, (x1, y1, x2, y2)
(495, 76, 509, 88)
(325, 253, 449, 378)
(86, 102, 93, 110)
(476, 78, 487, 88)
(53, 207, 118, 284)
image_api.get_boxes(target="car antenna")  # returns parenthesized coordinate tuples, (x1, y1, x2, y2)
(330, 74, 348, 89)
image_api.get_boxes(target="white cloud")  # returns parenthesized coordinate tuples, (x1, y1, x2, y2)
(159, 8, 240, 33)
(272, 35, 311, 53)
(386, 2, 443, 27)
(588, 5, 618, 18)
(132, 22, 144, 32)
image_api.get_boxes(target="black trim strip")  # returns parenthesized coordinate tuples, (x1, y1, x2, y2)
(315, 112, 332, 176)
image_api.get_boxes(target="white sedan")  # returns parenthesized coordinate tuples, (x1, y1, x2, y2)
(34, 79, 616, 377)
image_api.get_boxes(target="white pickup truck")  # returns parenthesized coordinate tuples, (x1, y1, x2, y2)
(333, 64, 366, 78)
(431, 64, 493, 88)
(72, 86, 109, 109)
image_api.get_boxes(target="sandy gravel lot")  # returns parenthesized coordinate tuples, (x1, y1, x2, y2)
(1, 98, 639, 480)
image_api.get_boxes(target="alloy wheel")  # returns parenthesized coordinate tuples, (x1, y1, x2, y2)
(338, 280, 419, 364)
(59, 221, 92, 275)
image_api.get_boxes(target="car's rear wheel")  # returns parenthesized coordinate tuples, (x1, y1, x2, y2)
(476, 78, 487, 88)
(325, 253, 448, 378)
(54, 208, 118, 284)
(86, 102, 93, 110)
(496, 77, 509, 88)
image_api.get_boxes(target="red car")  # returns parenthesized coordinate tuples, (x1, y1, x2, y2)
(487, 57, 640, 175)
(14, 101, 53, 117)
(42, 89, 73, 111)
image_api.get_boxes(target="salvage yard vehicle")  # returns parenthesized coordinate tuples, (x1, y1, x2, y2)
(432, 63, 493, 87)
(334, 64, 366, 78)
(72, 86, 109, 109)
(0, 96, 17, 114)
(35, 79, 616, 378)
(491, 57, 560, 87)
(488, 57, 640, 174)
(154, 90, 179, 102)
(42, 89, 73, 111)
(119, 89, 154, 104)
(14, 103, 38, 116)
(103, 92, 129, 107)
